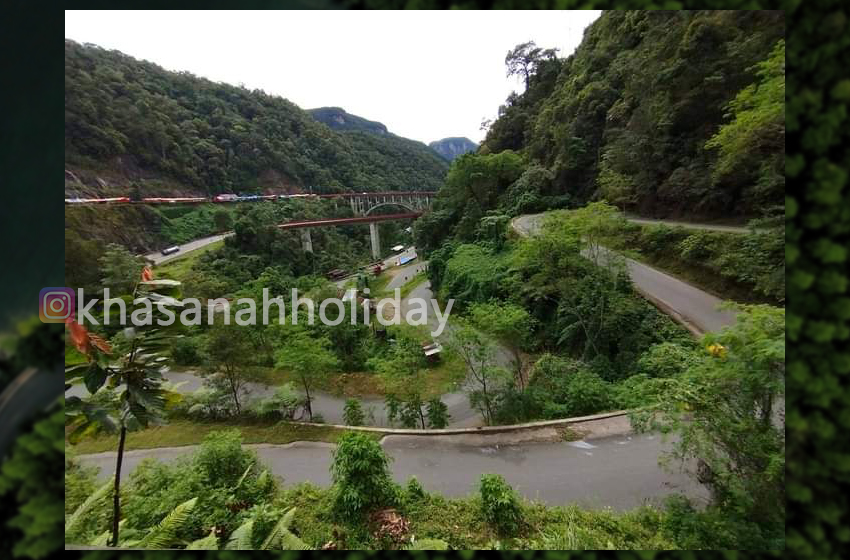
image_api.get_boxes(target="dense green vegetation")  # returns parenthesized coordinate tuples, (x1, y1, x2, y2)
(56, 10, 789, 553)
(603, 218, 785, 304)
(64, 428, 693, 550)
(65, 41, 447, 197)
(480, 11, 784, 219)
(427, 204, 701, 424)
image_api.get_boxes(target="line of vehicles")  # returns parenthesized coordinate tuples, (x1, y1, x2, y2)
(64, 193, 320, 205)
(65, 191, 435, 205)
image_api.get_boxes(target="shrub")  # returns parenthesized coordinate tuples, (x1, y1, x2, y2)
(426, 398, 450, 428)
(611, 374, 673, 410)
(170, 336, 201, 366)
(122, 430, 276, 541)
(343, 399, 365, 426)
(251, 384, 304, 421)
(561, 370, 611, 416)
(637, 341, 701, 378)
(180, 386, 237, 420)
(524, 355, 612, 418)
(331, 432, 396, 520)
(478, 474, 522, 535)
(662, 495, 784, 550)
(405, 476, 427, 502)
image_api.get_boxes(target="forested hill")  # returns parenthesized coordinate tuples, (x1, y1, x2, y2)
(481, 11, 784, 219)
(64, 41, 448, 197)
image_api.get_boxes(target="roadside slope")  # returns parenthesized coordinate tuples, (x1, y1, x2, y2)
(512, 214, 738, 335)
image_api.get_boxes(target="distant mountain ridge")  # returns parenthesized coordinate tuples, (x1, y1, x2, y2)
(308, 107, 389, 135)
(429, 137, 478, 161)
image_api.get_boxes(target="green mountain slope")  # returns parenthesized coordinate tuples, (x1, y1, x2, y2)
(481, 11, 784, 218)
(64, 41, 448, 197)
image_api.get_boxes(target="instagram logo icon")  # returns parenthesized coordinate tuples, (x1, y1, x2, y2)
(39, 287, 75, 323)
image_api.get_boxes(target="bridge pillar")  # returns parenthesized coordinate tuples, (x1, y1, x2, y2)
(369, 222, 381, 260)
(300, 228, 313, 253)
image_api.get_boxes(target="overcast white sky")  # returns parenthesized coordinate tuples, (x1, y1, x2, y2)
(65, 10, 600, 145)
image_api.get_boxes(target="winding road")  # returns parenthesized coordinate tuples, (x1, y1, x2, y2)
(69, 212, 748, 509)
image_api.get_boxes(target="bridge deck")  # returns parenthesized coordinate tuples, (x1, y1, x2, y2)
(277, 212, 421, 229)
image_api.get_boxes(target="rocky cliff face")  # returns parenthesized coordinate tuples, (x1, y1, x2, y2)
(429, 137, 478, 161)
(308, 107, 388, 135)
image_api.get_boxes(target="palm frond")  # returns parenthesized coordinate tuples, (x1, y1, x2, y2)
(137, 497, 198, 549)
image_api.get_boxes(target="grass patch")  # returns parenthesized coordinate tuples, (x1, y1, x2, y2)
(398, 271, 427, 299)
(70, 419, 379, 454)
(154, 239, 224, 280)
(280, 481, 677, 549)
(248, 350, 466, 399)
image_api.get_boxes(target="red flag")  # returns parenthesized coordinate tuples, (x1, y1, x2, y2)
(141, 266, 154, 282)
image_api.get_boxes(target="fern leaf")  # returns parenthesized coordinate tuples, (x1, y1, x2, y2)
(234, 463, 253, 490)
(260, 507, 299, 550)
(187, 529, 219, 550)
(225, 519, 254, 550)
(137, 497, 197, 549)
(65, 477, 113, 540)
(88, 520, 125, 547)
(88, 529, 111, 547)
(279, 530, 311, 550)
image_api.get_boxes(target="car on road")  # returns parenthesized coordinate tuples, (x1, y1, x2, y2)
(161, 246, 180, 256)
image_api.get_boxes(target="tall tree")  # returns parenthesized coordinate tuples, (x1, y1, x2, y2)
(65, 273, 183, 547)
(469, 301, 533, 389)
(446, 320, 510, 425)
(274, 331, 339, 421)
(98, 244, 146, 295)
(202, 321, 256, 415)
(505, 41, 558, 89)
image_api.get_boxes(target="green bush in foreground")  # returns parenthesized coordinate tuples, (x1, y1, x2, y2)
(343, 398, 365, 426)
(331, 432, 397, 521)
(479, 474, 523, 536)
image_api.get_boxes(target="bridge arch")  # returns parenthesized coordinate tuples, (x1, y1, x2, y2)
(364, 202, 417, 216)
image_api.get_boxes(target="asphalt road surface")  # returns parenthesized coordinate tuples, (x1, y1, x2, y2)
(144, 232, 231, 265)
(511, 214, 738, 334)
(77, 431, 705, 510)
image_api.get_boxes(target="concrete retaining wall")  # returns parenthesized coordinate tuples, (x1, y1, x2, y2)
(290, 409, 633, 440)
